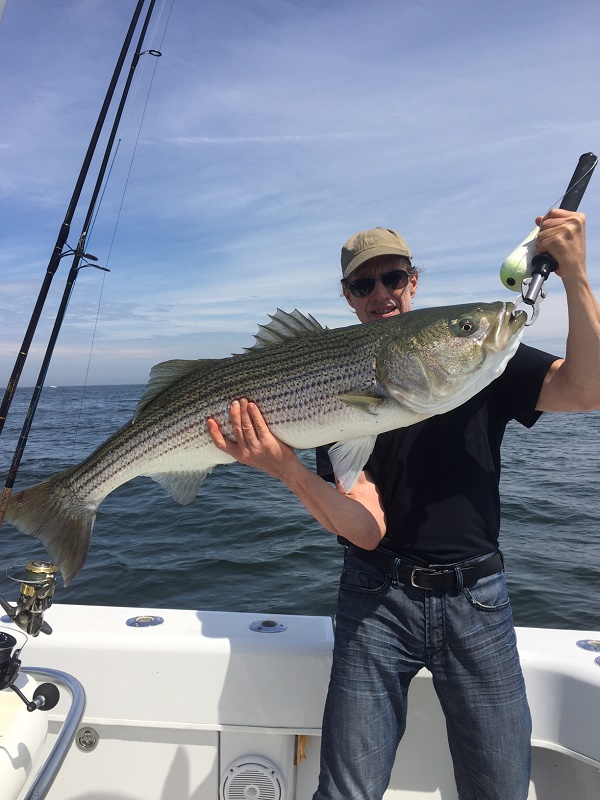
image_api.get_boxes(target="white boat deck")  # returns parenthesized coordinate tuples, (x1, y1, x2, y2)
(2, 603, 599, 799)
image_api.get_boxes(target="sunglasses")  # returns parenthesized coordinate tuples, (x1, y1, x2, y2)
(344, 268, 413, 298)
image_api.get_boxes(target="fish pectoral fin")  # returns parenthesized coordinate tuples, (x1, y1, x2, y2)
(147, 469, 213, 505)
(336, 394, 385, 415)
(328, 435, 377, 494)
(134, 359, 217, 420)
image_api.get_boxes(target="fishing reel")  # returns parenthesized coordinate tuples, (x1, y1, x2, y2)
(0, 630, 60, 712)
(0, 561, 61, 712)
(0, 560, 59, 636)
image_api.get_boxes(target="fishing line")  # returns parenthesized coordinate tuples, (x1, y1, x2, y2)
(70, 142, 122, 458)
(69, 271, 109, 461)
(69, 0, 174, 456)
(546, 156, 598, 216)
(85, 0, 172, 252)
(101, 0, 171, 167)
(81, 0, 173, 304)
(0, 0, 165, 526)
(39, 41, 163, 460)
(504, 155, 598, 279)
(0, 0, 150, 442)
(102, 26, 167, 270)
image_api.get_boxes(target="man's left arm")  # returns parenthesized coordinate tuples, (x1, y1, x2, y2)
(534, 209, 600, 413)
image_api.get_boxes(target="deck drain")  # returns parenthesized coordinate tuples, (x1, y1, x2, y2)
(126, 615, 164, 627)
(576, 639, 600, 652)
(249, 619, 287, 633)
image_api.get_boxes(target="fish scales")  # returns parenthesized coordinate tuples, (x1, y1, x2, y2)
(49, 324, 379, 505)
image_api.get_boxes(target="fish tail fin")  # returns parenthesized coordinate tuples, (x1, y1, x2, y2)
(4, 474, 97, 586)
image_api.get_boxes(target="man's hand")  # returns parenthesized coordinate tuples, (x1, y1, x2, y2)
(535, 209, 586, 284)
(207, 398, 299, 481)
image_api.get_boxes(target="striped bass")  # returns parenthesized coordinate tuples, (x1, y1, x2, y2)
(3, 302, 526, 584)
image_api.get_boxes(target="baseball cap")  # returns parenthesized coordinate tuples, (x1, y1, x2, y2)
(341, 228, 412, 279)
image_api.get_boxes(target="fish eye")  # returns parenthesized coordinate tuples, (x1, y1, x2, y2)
(458, 318, 475, 334)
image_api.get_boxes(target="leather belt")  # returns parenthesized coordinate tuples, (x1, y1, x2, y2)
(346, 545, 503, 590)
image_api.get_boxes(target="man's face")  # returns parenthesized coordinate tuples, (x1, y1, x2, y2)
(342, 255, 418, 324)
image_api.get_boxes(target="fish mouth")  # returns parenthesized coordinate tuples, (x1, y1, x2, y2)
(487, 302, 527, 352)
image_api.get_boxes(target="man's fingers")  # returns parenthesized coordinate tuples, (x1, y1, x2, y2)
(229, 400, 247, 441)
(207, 400, 267, 459)
(537, 209, 585, 230)
(247, 401, 267, 437)
(207, 417, 229, 451)
(237, 398, 255, 438)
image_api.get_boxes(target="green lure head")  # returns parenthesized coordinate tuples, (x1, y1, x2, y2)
(499, 226, 539, 292)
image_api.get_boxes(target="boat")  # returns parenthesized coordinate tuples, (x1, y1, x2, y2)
(1, 591, 599, 800)
(1, 3, 599, 799)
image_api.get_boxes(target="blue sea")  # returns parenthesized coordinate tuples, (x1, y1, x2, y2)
(0, 385, 598, 630)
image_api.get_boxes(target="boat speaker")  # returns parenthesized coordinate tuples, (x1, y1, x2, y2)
(220, 755, 285, 800)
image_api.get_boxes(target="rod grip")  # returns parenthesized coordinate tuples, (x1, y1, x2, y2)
(523, 152, 597, 305)
(559, 152, 598, 212)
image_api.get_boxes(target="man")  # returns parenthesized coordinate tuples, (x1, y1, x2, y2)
(207, 209, 600, 800)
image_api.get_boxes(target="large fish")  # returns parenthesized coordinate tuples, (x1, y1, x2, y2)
(4, 302, 526, 583)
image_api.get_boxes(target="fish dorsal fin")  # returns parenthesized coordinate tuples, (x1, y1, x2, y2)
(245, 308, 326, 352)
(146, 469, 213, 505)
(134, 359, 214, 420)
(328, 435, 378, 494)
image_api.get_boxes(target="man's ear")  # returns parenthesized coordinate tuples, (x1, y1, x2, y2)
(342, 284, 357, 313)
(407, 271, 418, 300)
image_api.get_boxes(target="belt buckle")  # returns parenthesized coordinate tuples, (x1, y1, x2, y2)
(410, 566, 439, 589)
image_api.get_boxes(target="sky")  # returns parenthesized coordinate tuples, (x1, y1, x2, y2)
(0, 0, 599, 388)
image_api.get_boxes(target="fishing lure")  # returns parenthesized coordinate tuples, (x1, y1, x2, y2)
(500, 153, 597, 324)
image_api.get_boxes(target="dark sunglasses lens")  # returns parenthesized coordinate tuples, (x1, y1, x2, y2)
(381, 270, 409, 290)
(348, 277, 375, 297)
(348, 269, 409, 298)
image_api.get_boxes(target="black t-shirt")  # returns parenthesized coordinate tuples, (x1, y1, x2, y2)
(316, 343, 558, 564)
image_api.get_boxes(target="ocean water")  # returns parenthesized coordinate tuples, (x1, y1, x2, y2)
(0, 384, 598, 630)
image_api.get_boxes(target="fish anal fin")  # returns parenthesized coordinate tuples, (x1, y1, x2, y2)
(147, 469, 212, 505)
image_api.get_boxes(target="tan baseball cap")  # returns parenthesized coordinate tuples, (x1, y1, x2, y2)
(341, 228, 412, 279)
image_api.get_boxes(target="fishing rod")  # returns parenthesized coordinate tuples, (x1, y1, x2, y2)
(0, 0, 148, 438)
(522, 152, 597, 307)
(0, 0, 162, 526)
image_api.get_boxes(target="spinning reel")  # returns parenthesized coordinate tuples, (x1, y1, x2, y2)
(0, 560, 58, 636)
(0, 560, 61, 712)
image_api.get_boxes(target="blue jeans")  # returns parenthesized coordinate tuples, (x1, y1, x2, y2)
(313, 550, 531, 800)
